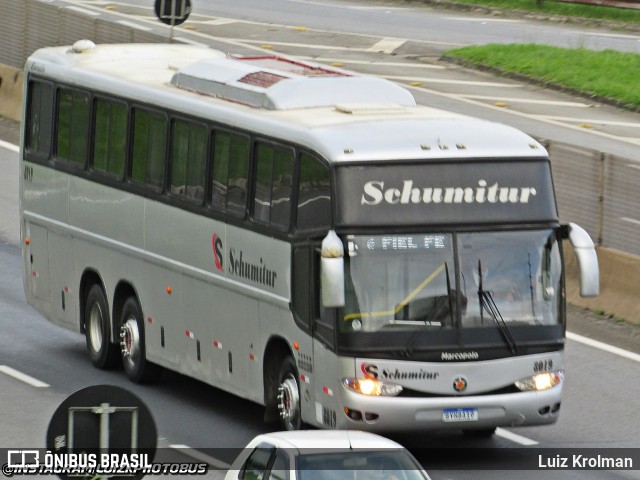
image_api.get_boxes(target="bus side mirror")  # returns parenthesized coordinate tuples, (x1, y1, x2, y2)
(321, 230, 345, 308)
(567, 223, 599, 297)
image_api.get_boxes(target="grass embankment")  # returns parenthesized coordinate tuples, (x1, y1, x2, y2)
(444, 44, 640, 109)
(445, 0, 640, 24)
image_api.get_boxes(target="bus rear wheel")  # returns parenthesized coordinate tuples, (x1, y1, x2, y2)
(277, 357, 302, 431)
(119, 297, 161, 383)
(84, 284, 119, 369)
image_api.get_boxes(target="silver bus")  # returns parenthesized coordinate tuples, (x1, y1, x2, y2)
(20, 41, 599, 434)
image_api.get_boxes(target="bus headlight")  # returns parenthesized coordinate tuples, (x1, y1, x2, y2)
(515, 371, 563, 392)
(342, 377, 403, 396)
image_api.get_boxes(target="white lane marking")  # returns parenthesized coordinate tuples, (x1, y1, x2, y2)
(116, 20, 151, 31)
(223, 39, 386, 52)
(538, 115, 640, 129)
(173, 37, 210, 47)
(495, 428, 539, 446)
(461, 95, 592, 108)
(445, 16, 522, 23)
(385, 75, 523, 88)
(234, 38, 461, 51)
(588, 32, 640, 40)
(196, 18, 239, 26)
(620, 217, 640, 226)
(367, 38, 406, 54)
(567, 332, 640, 363)
(0, 139, 19, 153)
(627, 164, 640, 170)
(297, 56, 445, 69)
(0, 365, 50, 388)
(65, 5, 101, 16)
(170, 444, 231, 469)
(285, 0, 407, 11)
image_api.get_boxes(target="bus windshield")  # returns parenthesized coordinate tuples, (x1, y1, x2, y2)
(341, 230, 562, 333)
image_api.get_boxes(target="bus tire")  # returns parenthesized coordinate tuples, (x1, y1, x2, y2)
(277, 356, 302, 431)
(120, 297, 161, 383)
(84, 284, 120, 369)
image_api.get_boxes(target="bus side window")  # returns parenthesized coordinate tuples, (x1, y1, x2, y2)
(296, 153, 331, 231)
(25, 79, 54, 159)
(170, 119, 207, 203)
(55, 88, 90, 167)
(212, 131, 250, 218)
(92, 98, 127, 178)
(253, 142, 294, 230)
(131, 108, 167, 190)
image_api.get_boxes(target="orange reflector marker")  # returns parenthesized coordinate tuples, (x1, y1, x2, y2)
(166, 286, 172, 295)
(25, 237, 30, 245)
(250, 353, 255, 361)
(293, 341, 300, 350)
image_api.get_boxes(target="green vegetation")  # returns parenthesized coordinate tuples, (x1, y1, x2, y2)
(446, 0, 640, 23)
(444, 44, 640, 108)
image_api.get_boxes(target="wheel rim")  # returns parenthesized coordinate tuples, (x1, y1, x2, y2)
(88, 303, 104, 353)
(277, 373, 300, 430)
(120, 316, 141, 368)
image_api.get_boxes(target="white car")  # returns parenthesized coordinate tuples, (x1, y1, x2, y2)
(224, 430, 431, 480)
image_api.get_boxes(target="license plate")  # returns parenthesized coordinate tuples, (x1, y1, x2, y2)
(442, 408, 478, 422)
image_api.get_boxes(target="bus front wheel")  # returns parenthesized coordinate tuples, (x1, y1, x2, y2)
(84, 284, 119, 369)
(277, 357, 302, 431)
(120, 297, 161, 383)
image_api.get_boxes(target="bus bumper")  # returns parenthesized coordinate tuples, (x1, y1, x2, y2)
(336, 386, 563, 432)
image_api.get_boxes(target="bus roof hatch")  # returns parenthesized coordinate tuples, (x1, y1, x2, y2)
(170, 54, 416, 110)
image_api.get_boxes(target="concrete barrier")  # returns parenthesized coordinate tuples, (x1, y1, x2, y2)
(566, 245, 640, 325)
(0, 64, 22, 122)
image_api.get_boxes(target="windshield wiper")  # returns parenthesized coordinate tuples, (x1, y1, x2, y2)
(444, 262, 455, 328)
(477, 260, 518, 355)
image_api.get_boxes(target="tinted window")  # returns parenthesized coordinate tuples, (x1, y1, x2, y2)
(254, 143, 294, 230)
(26, 80, 54, 157)
(212, 131, 250, 217)
(131, 108, 167, 188)
(56, 88, 90, 166)
(297, 153, 331, 230)
(93, 98, 127, 177)
(170, 119, 207, 202)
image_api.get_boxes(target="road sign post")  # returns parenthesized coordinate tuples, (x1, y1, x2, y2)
(154, 0, 192, 41)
